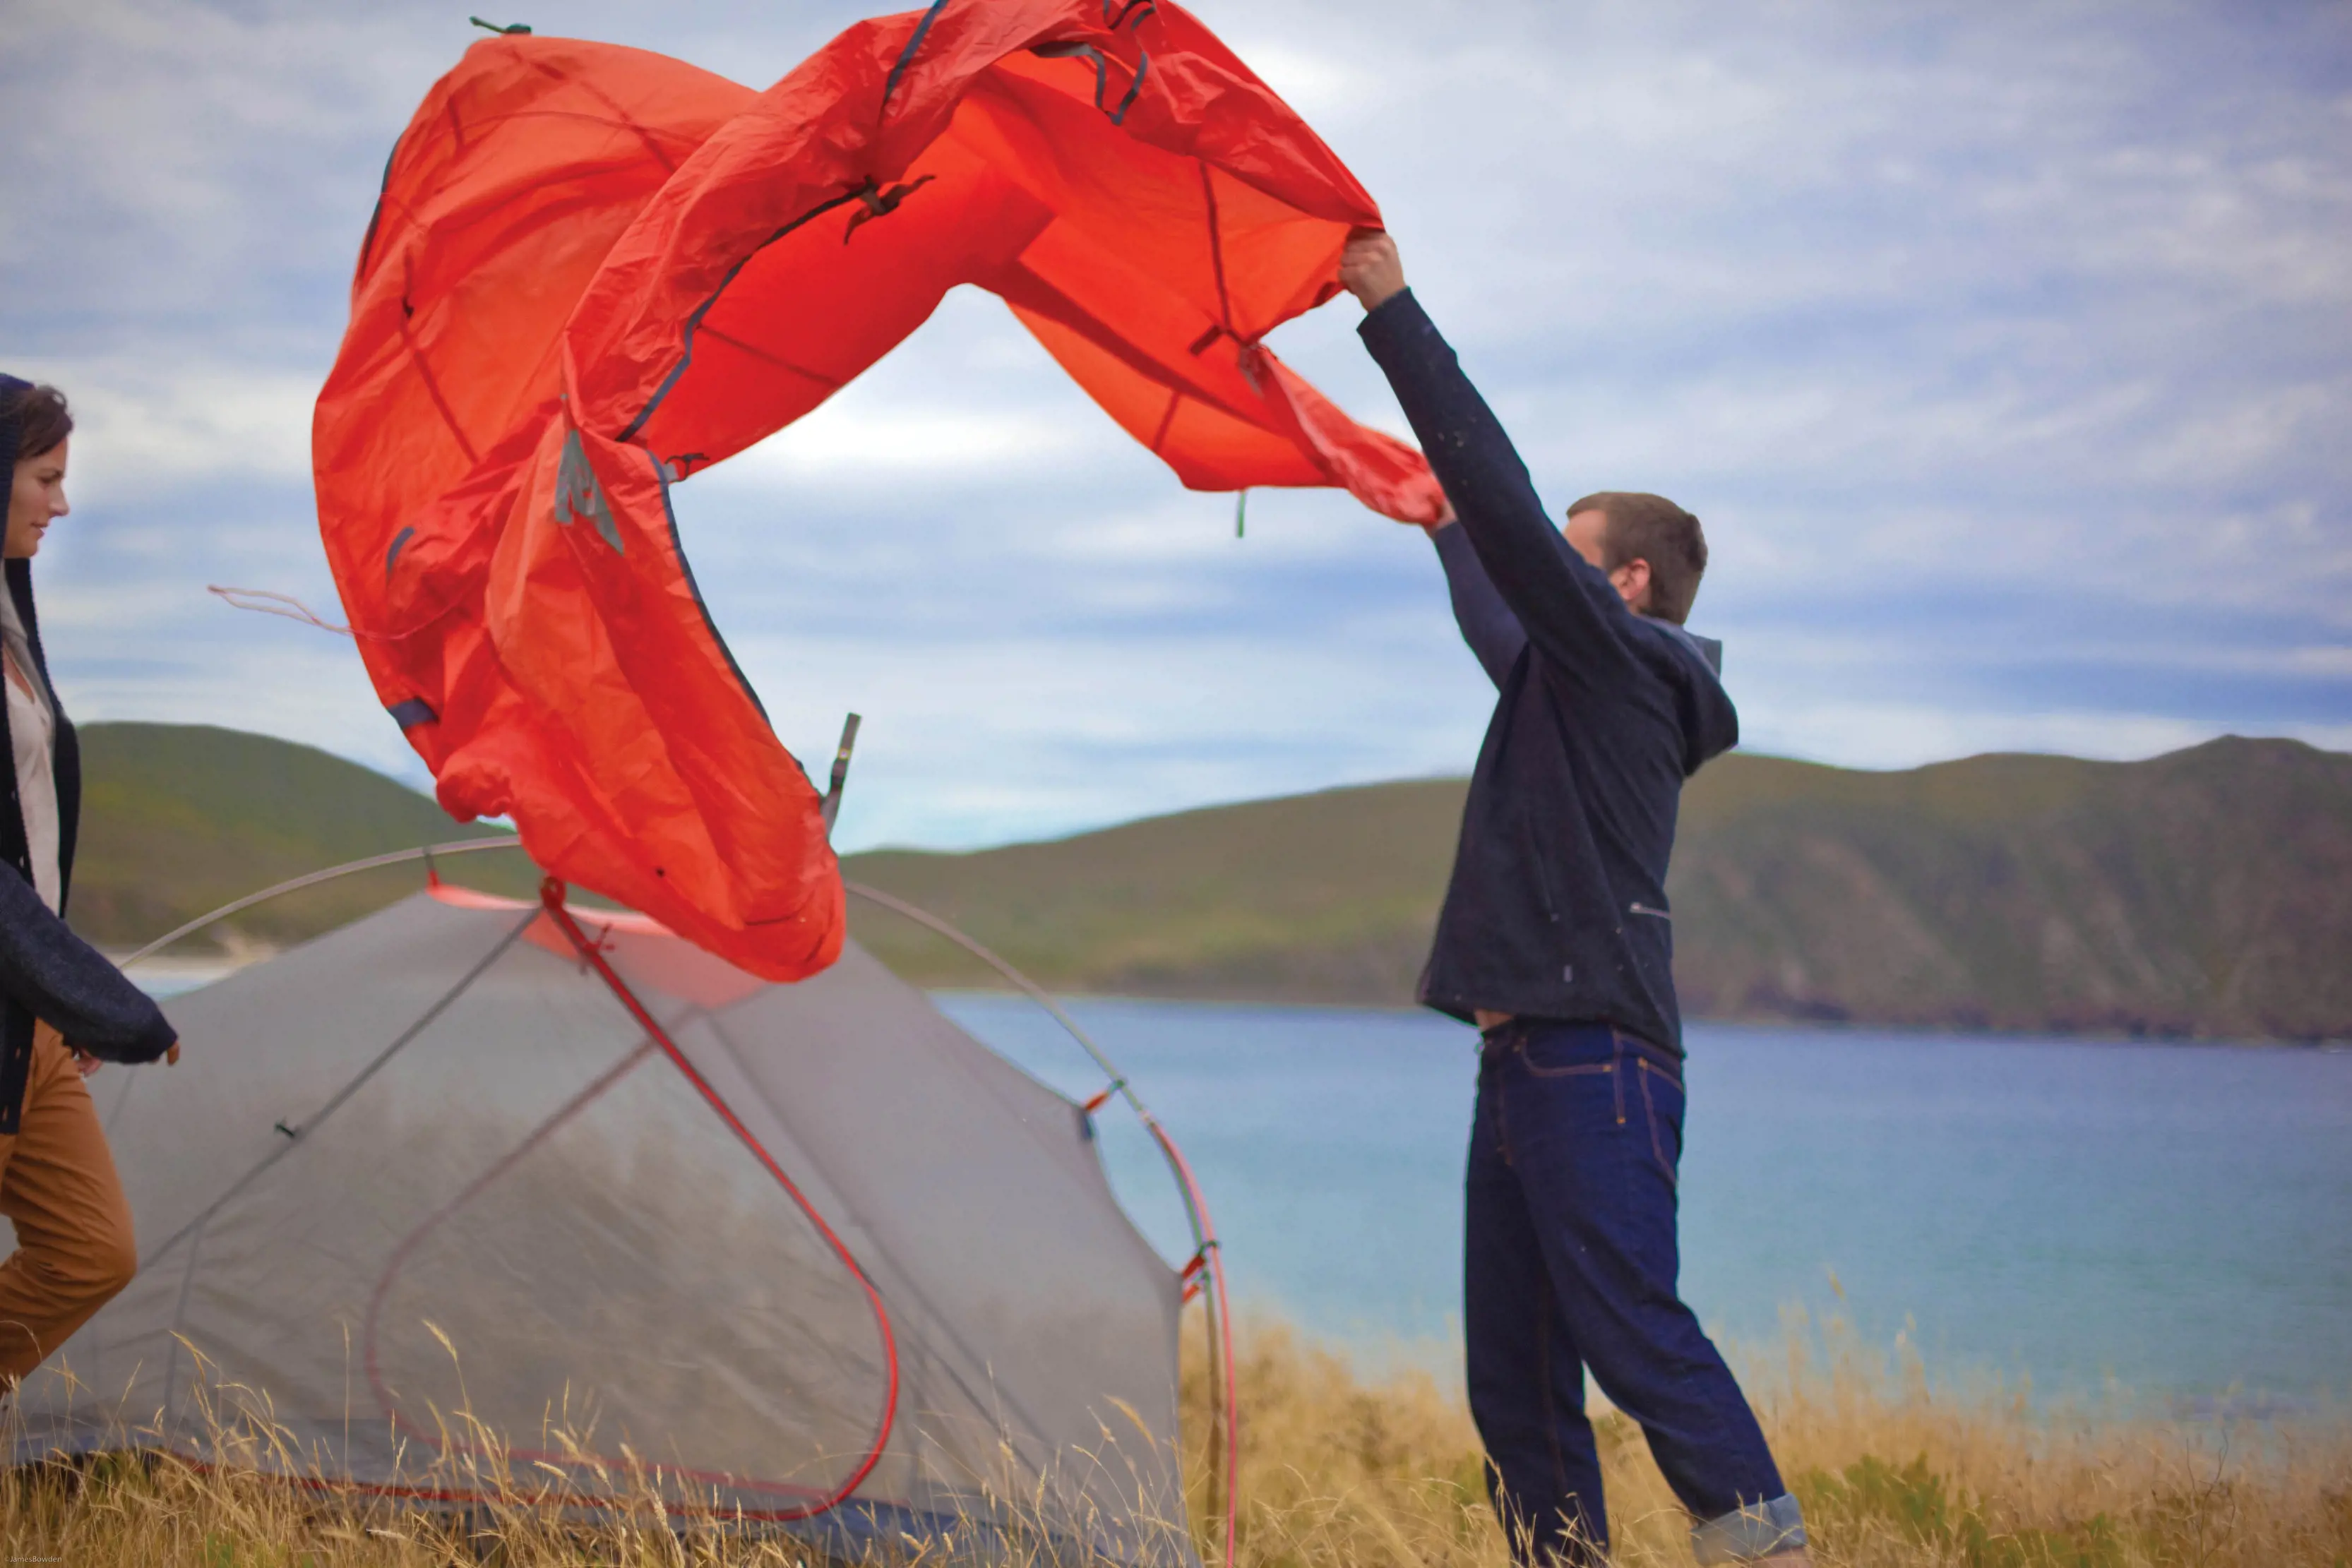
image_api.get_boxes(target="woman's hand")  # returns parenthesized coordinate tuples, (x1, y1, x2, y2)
(66, 1038, 179, 1074)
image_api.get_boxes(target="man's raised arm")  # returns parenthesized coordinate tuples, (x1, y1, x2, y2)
(1339, 232, 1636, 689)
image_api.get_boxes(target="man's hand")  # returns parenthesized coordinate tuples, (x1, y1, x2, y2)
(1339, 227, 1407, 312)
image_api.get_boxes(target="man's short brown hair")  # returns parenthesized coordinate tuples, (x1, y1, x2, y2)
(1566, 491, 1707, 624)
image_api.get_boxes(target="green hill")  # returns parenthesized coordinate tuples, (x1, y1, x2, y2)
(844, 779, 1469, 1002)
(69, 723, 523, 952)
(1667, 738, 2352, 1039)
(65, 723, 2352, 1039)
(844, 736, 2352, 1041)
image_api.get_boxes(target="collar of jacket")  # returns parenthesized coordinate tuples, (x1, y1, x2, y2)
(1639, 612, 1724, 677)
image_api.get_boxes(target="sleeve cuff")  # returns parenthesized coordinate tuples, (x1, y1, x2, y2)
(91, 1005, 177, 1066)
(1431, 516, 1477, 568)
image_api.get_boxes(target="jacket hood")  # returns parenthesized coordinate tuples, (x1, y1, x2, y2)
(1, 373, 40, 629)
(0, 371, 30, 470)
(1632, 614, 1740, 776)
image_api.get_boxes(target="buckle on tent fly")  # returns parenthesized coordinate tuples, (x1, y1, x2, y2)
(1080, 1078, 1126, 1116)
(843, 174, 936, 242)
(1180, 1239, 1219, 1303)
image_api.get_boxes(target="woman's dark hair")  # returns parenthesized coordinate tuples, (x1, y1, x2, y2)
(5, 383, 73, 462)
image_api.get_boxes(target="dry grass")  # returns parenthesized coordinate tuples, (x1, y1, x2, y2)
(6, 1313, 2347, 1567)
(1188, 1312, 2352, 1568)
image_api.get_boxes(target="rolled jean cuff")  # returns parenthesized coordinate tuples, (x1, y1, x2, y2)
(1690, 1492, 1806, 1563)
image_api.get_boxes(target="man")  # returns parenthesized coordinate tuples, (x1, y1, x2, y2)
(1339, 231, 1809, 1567)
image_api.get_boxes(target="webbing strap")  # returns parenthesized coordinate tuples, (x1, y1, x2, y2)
(1032, 39, 1151, 126)
(880, 0, 951, 112)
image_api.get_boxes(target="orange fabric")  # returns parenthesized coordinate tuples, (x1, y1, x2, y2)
(0, 1024, 137, 1384)
(316, 1, 1442, 981)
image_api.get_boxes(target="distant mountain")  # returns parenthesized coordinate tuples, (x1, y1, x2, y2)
(845, 737, 2352, 1041)
(69, 723, 520, 952)
(1667, 738, 2352, 1039)
(66, 723, 2352, 1039)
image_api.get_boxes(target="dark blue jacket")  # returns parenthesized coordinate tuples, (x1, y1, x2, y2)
(1359, 292, 1737, 1053)
(0, 380, 176, 1132)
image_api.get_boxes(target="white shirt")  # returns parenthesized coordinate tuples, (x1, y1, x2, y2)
(1, 595, 61, 914)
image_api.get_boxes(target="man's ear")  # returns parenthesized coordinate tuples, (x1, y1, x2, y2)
(1611, 556, 1653, 612)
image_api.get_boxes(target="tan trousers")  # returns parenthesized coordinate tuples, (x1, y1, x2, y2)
(0, 1022, 136, 1386)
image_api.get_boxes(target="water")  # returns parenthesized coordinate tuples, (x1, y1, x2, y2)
(936, 995, 2352, 1408)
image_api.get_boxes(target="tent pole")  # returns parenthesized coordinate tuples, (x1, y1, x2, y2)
(843, 880, 1240, 1564)
(117, 838, 527, 969)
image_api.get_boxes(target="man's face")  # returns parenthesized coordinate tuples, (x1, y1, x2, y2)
(1564, 507, 1650, 612)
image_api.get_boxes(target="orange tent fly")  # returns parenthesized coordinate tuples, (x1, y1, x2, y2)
(316, 0, 1443, 980)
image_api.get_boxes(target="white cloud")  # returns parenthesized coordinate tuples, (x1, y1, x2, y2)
(6, 358, 320, 501)
(717, 402, 1097, 491)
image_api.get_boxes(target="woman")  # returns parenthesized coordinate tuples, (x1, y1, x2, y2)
(0, 374, 178, 1389)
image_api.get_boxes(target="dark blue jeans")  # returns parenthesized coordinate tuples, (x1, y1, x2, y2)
(1466, 1019, 1787, 1565)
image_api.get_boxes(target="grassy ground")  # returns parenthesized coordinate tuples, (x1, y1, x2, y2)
(6, 1315, 2346, 1566)
(1197, 1315, 2349, 1567)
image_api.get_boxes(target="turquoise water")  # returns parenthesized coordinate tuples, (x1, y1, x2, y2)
(937, 995, 2352, 1409)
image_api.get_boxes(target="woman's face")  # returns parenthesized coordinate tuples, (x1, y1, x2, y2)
(6, 438, 70, 560)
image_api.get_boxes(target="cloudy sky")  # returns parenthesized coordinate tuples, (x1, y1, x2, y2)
(4, 0, 2346, 851)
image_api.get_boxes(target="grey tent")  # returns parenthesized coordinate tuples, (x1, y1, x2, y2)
(9, 880, 1205, 1562)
